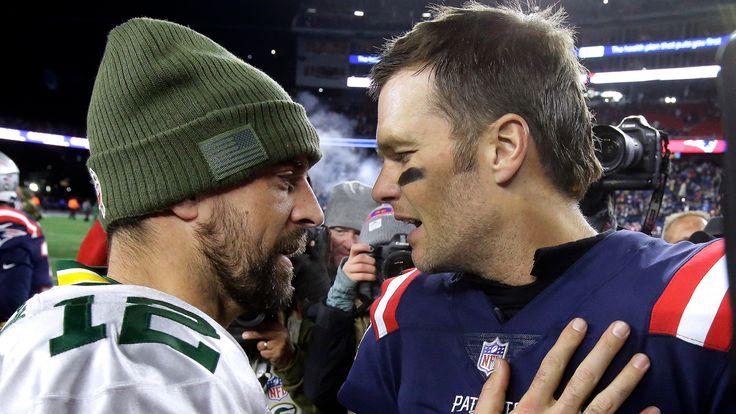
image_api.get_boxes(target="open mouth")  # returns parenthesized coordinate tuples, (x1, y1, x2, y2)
(280, 242, 306, 257)
(396, 216, 422, 228)
(280, 248, 301, 257)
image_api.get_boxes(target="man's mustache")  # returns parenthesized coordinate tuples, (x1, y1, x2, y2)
(276, 229, 308, 257)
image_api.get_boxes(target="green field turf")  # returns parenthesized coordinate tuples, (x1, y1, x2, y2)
(40, 216, 94, 272)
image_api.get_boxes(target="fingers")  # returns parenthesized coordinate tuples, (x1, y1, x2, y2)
(349, 243, 373, 257)
(556, 320, 631, 412)
(583, 353, 652, 414)
(243, 330, 295, 369)
(475, 318, 651, 414)
(242, 326, 288, 341)
(344, 263, 377, 282)
(344, 247, 377, 282)
(473, 359, 511, 414)
(519, 318, 588, 407)
(242, 330, 263, 342)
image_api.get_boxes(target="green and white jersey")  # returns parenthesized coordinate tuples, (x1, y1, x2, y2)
(0, 264, 267, 414)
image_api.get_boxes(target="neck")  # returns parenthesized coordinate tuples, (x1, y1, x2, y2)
(477, 194, 596, 286)
(107, 223, 240, 327)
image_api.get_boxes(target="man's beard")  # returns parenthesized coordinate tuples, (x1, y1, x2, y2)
(194, 199, 307, 316)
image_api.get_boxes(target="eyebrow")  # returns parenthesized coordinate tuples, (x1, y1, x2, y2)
(376, 134, 417, 157)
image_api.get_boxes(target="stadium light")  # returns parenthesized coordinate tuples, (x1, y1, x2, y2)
(29, 183, 39, 192)
(354, 10, 364, 17)
(601, 90, 623, 102)
(589, 65, 721, 84)
(348, 65, 721, 88)
(347, 76, 371, 88)
(578, 46, 605, 59)
(271, 49, 276, 55)
(422, 12, 431, 18)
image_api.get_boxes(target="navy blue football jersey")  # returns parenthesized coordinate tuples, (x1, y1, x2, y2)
(339, 231, 733, 413)
(0, 205, 52, 321)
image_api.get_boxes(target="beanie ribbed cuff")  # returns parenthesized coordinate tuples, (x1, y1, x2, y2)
(86, 17, 321, 229)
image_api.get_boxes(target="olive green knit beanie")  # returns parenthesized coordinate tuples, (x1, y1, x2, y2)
(86, 17, 321, 230)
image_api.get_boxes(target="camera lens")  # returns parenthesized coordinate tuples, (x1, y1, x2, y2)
(593, 125, 643, 174)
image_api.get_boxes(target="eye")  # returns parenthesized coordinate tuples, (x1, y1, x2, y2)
(393, 151, 414, 164)
(277, 171, 297, 192)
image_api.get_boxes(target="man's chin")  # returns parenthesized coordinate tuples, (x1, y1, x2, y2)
(411, 248, 454, 275)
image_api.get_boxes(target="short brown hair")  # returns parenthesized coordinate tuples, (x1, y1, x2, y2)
(370, 2, 602, 199)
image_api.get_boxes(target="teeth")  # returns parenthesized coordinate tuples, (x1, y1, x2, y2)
(405, 219, 421, 226)
(397, 216, 422, 226)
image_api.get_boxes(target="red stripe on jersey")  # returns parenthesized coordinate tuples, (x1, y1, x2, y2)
(650, 240, 725, 337)
(370, 269, 421, 340)
(0, 213, 39, 237)
(382, 271, 420, 333)
(370, 280, 392, 330)
(704, 293, 732, 352)
(399, 267, 417, 276)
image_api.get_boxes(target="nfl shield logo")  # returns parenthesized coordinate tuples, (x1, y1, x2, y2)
(477, 338, 509, 376)
(265, 376, 288, 401)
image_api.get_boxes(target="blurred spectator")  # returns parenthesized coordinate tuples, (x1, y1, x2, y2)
(0, 152, 52, 325)
(661, 210, 710, 243)
(689, 216, 724, 243)
(614, 157, 722, 233)
(82, 199, 93, 221)
(18, 187, 42, 221)
(67, 197, 79, 219)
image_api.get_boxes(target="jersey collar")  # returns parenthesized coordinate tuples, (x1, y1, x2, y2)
(55, 259, 119, 286)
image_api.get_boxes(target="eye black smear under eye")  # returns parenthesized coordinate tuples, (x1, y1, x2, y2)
(398, 167, 425, 186)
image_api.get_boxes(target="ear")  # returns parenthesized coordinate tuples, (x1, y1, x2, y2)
(171, 197, 199, 221)
(488, 114, 530, 185)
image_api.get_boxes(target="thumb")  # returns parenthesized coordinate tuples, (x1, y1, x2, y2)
(473, 359, 510, 414)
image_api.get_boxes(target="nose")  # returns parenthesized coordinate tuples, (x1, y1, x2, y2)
(292, 179, 324, 228)
(372, 166, 401, 204)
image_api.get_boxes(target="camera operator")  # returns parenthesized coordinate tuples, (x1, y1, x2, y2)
(303, 205, 415, 412)
(323, 181, 380, 280)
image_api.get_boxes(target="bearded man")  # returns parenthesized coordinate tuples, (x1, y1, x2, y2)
(0, 17, 323, 413)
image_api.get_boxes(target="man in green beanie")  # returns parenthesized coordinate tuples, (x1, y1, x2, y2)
(0, 17, 323, 413)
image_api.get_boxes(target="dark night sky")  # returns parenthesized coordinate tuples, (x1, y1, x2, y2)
(1, 1, 300, 198)
(1, 1, 299, 131)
